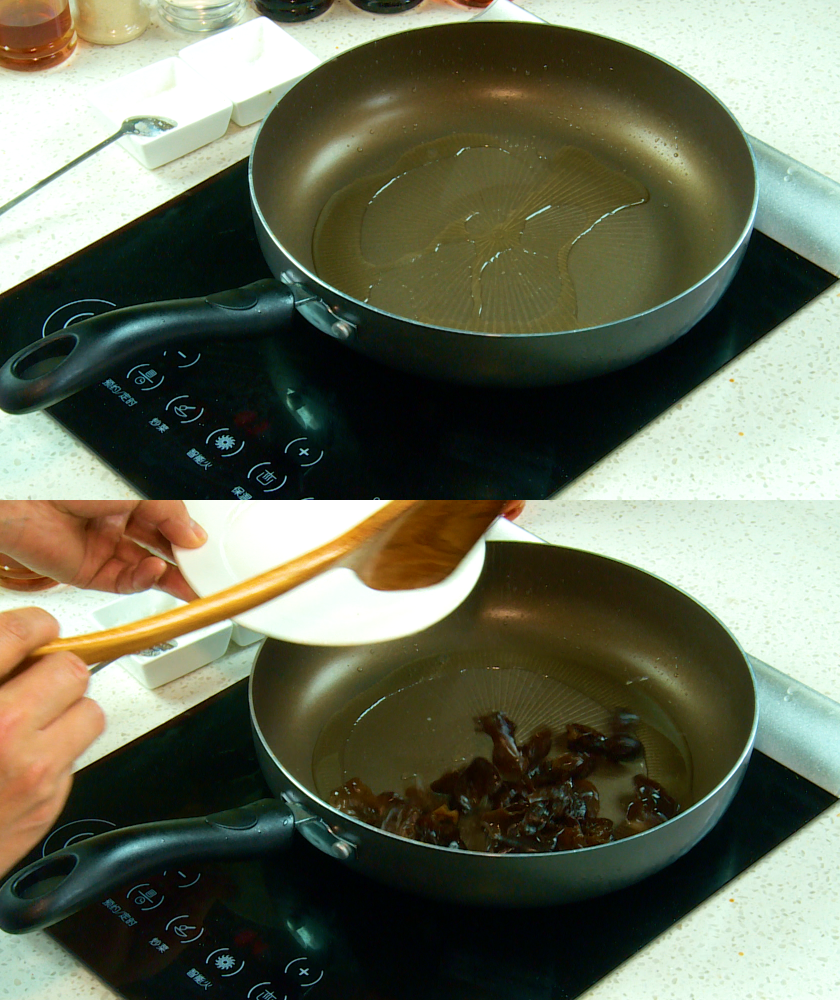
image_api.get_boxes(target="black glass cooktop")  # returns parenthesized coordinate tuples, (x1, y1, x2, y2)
(8, 677, 834, 1000)
(0, 159, 835, 498)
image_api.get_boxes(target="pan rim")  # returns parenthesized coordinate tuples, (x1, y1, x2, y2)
(250, 539, 759, 861)
(249, 19, 759, 342)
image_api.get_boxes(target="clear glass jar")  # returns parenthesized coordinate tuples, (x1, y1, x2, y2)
(72, 0, 149, 45)
(157, 0, 246, 32)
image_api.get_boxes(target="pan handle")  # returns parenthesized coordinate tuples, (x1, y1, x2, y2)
(0, 799, 295, 934)
(0, 278, 295, 415)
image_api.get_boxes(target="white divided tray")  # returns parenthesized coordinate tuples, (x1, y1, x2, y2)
(87, 17, 320, 168)
(87, 57, 233, 170)
(90, 591, 262, 689)
(179, 15, 320, 127)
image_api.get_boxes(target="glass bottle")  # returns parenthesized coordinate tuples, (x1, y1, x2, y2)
(0, 554, 59, 592)
(0, 0, 77, 70)
(253, 0, 333, 22)
(72, 0, 149, 44)
(157, 0, 246, 32)
(347, 0, 423, 11)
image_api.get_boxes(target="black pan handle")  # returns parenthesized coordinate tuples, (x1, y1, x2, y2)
(0, 278, 296, 414)
(0, 799, 295, 934)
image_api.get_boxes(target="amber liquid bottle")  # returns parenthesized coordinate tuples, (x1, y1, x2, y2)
(0, 0, 76, 70)
(0, 555, 59, 592)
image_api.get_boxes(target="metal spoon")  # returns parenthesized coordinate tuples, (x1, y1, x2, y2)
(0, 116, 177, 219)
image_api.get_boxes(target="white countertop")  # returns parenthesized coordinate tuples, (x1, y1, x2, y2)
(0, 0, 839, 997)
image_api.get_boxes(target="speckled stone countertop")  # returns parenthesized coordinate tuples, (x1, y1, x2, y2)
(0, 0, 839, 997)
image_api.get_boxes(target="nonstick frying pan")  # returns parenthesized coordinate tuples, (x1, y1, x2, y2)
(0, 541, 757, 929)
(0, 11, 757, 413)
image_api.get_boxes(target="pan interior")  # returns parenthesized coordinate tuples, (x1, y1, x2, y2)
(311, 133, 652, 334)
(252, 542, 756, 837)
(252, 21, 756, 334)
(311, 647, 692, 827)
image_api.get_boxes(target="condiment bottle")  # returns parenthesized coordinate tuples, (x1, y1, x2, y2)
(347, 0, 423, 11)
(72, 0, 149, 45)
(0, 0, 77, 70)
(157, 0, 246, 32)
(0, 554, 59, 592)
(254, 0, 333, 22)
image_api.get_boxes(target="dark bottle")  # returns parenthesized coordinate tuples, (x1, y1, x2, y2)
(254, 0, 334, 22)
(347, 0, 424, 12)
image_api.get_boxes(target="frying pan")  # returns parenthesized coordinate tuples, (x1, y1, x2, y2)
(0, 541, 757, 929)
(0, 7, 757, 413)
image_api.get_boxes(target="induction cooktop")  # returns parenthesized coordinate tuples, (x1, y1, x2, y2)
(0, 158, 834, 497)
(9, 675, 830, 1000)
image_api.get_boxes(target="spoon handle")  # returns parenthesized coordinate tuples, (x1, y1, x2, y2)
(0, 128, 125, 220)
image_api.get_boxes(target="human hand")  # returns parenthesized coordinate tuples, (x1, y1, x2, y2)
(0, 607, 105, 879)
(0, 501, 206, 602)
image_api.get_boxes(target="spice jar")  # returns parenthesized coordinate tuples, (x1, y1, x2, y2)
(72, 0, 149, 44)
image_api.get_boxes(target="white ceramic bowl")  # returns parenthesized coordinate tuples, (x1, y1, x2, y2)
(175, 501, 488, 646)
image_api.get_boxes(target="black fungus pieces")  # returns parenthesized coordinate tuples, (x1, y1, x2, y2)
(329, 707, 681, 854)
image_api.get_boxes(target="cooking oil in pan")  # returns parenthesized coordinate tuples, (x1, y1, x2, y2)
(312, 651, 692, 830)
(312, 133, 650, 334)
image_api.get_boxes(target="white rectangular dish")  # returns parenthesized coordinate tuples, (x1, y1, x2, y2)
(91, 591, 234, 689)
(179, 16, 320, 127)
(87, 57, 233, 169)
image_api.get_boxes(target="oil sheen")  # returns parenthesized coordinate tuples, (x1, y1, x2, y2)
(312, 656, 692, 826)
(312, 133, 650, 334)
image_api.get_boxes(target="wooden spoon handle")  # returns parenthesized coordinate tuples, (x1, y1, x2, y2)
(32, 501, 419, 665)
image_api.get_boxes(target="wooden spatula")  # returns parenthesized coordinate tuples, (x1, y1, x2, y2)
(31, 501, 508, 666)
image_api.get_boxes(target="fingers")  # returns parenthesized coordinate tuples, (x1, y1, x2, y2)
(0, 613, 106, 878)
(0, 607, 60, 681)
(126, 502, 207, 553)
(38, 693, 106, 769)
(12, 502, 206, 598)
(0, 647, 92, 732)
(119, 556, 199, 602)
(47, 499, 205, 561)
(153, 563, 199, 603)
(0, 691, 103, 876)
(83, 552, 198, 602)
(0, 770, 73, 880)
